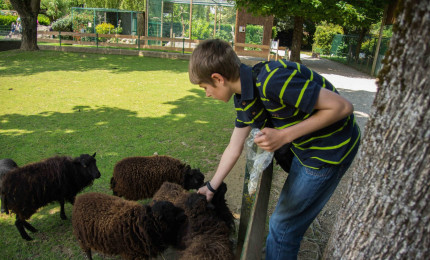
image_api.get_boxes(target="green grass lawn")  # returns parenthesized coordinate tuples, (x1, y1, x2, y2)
(0, 50, 236, 259)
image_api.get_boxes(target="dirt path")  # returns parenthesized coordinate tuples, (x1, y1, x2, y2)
(223, 55, 378, 259)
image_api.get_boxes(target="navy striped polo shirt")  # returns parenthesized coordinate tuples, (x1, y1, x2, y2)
(234, 60, 360, 169)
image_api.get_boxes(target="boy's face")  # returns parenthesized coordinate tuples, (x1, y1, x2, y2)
(199, 81, 232, 103)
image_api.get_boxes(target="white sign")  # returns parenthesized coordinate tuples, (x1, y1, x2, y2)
(271, 40, 279, 50)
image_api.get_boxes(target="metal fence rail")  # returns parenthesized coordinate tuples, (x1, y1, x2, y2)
(36, 30, 285, 59)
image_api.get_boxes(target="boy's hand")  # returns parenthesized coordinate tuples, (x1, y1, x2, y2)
(197, 185, 214, 201)
(254, 128, 289, 152)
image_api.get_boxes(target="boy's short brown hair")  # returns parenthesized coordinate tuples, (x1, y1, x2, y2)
(189, 39, 241, 85)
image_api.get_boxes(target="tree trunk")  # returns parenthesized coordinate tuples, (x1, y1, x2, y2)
(324, 0, 430, 259)
(289, 16, 303, 63)
(10, 0, 40, 51)
(354, 27, 369, 61)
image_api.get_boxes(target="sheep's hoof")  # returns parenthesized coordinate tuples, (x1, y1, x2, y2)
(24, 236, 33, 241)
(28, 226, 38, 233)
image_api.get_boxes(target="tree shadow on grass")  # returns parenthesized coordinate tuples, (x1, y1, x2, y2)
(0, 88, 234, 169)
(0, 50, 190, 77)
(0, 88, 236, 258)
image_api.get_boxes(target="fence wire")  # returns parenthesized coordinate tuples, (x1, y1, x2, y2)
(329, 34, 391, 76)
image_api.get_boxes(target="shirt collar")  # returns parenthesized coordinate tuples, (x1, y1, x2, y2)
(239, 63, 255, 100)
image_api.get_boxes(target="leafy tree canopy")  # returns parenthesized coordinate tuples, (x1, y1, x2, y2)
(235, 0, 390, 29)
(84, 0, 145, 11)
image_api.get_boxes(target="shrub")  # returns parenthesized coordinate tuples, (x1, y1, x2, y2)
(313, 22, 344, 55)
(215, 29, 232, 43)
(96, 22, 114, 34)
(361, 38, 377, 57)
(245, 24, 263, 45)
(189, 19, 212, 40)
(0, 0, 13, 10)
(96, 22, 123, 42)
(51, 15, 73, 32)
(0, 14, 17, 26)
(72, 12, 92, 33)
(38, 14, 50, 26)
(335, 41, 349, 57)
(272, 26, 277, 39)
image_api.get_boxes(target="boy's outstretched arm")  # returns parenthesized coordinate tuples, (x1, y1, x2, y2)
(198, 126, 251, 201)
(255, 88, 354, 152)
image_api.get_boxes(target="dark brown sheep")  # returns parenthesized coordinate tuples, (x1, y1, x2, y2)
(72, 192, 186, 260)
(0, 158, 18, 214)
(110, 155, 204, 200)
(153, 181, 235, 232)
(179, 193, 235, 260)
(152, 182, 235, 260)
(1, 153, 101, 241)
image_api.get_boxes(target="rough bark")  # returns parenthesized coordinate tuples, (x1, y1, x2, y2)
(289, 16, 304, 63)
(324, 0, 430, 259)
(10, 0, 40, 51)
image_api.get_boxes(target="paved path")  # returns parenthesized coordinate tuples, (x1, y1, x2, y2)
(301, 54, 377, 133)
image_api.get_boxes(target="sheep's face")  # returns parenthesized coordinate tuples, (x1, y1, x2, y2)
(185, 193, 214, 217)
(0, 159, 18, 176)
(151, 201, 186, 245)
(210, 182, 228, 209)
(184, 169, 204, 190)
(79, 153, 101, 179)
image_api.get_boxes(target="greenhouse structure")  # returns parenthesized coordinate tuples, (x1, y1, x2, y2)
(71, 7, 143, 36)
(146, 0, 236, 42)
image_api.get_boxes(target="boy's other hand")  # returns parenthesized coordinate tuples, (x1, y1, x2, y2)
(254, 128, 288, 152)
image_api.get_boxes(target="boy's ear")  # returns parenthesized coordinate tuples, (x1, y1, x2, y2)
(211, 73, 224, 84)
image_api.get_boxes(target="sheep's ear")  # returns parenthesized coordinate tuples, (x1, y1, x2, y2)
(80, 159, 87, 168)
(92, 152, 96, 158)
(184, 165, 191, 174)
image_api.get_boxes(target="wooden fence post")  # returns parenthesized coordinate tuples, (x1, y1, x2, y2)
(236, 161, 273, 260)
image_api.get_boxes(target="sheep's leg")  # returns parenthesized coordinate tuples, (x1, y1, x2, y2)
(15, 217, 34, 241)
(59, 198, 67, 220)
(1, 195, 8, 214)
(22, 220, 37, 233)
(68, 196, 75, 205)
(84, 247, 92, 260)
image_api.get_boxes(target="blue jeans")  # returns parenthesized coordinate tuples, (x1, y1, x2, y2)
(266, 148, 358, 260)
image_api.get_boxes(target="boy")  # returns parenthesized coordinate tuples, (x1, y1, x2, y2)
(190, 39, 360, 260)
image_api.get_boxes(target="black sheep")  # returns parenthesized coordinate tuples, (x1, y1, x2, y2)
(152, 182, 235, 259)
(1, 153, 101, 241)
(72, 192, 186, 260)
(153, 181, 235, 232)
(0, 158, 18, 214)
(110, 155, 204, 200)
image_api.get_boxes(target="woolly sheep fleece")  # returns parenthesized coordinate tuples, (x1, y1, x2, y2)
(153, 182, 235, 260)
(72, 192, 186, 260)
(110, 155, 204, 200)
(1, 154, 100, 240)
